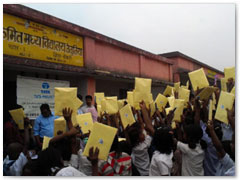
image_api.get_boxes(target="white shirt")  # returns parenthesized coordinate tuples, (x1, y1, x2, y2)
(56, 166, 86, 176)
(215, 153, 235, 176)
(131, 134, 152, 176)
(177, 141, 204, 176)
(149, 151, 173, 176)
(78, 149, 92, 176)
(63, 154, 79, 169)
(3, 152, 28, 176)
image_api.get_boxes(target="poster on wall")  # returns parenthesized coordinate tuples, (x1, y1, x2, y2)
(17, 76, 70, 119)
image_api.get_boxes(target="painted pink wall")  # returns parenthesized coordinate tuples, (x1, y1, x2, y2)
(87, 77, 96, 98)
(177, 57, 194, 71)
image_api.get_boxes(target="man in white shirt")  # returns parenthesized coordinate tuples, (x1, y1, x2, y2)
(81, 95, 98, 123)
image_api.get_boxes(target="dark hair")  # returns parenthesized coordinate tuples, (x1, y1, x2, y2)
(51, 137, 72, 161)
(40, 104, 50, 111)
(85, 95, 92, 100)
(152, 125, 173, 154)
(184, 124, 207, 150)
(127, 122, 143, 148)
(110, 135, 119, 153)
(222, 140, 235, 161)
(77, 94, 83, 100)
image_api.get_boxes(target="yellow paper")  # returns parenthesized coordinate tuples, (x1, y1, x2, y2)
(118, 138, 126, 142)
(173, 99, 185, 122)
(77, 113, 93, 134)
(54, 117, 66, 136)
(42, 136, 52, 150)
(174, 82, 180, 92)
(188, 68, 209, 91)
(215, 91, 235, 124)
(209, 100, 213, 121)
(171, 121, 176, 129)
(134, 77, 152, 94)
(119, 104, 136, 129)
(181, 85, 188, 90)
(221, 78, 227, 92)
(163, 85, 175, 96)
(178, 87, 190, 103)
(168, 96, 175, 108)
(83, 123, 117, 161)
(127, 91, 134, 107)
(197, 86, 216, 101)
(118, 100, 125, 110)
(105, 96, 118, 101)
(133, 91, 152, 110)
(9, 108, 25, 130)
(71, 112, 78, 127)
(230, 86, 235, 95)
(97, 105, 102, 116)
(54, 88, 77, 116)
(75, 97, 83, 110)
(105, 99, 119, 115)
(165, 107, 173, 115)
(150, 101, 156, 117)
(101, 99, 107, 113)
(186, 81, 189, 88)
(224, 67, 235, 80)
(94, 92, 105, 105)
(155, 93, 168, 112)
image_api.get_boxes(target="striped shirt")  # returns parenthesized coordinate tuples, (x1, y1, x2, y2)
(98, 152, 132, 176)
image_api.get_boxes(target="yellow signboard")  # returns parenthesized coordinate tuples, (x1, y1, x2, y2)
(3, 13, 84, 67)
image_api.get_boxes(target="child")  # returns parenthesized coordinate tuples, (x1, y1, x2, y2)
(149, 126, 174, 176)
(175, 124, 206, 176)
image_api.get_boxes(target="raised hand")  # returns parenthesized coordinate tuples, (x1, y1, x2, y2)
(62, 107, 73, 122)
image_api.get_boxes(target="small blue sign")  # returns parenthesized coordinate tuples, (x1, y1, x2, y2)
(42, 82, 50, 89)
(99, 139, 104, 144)
(221, 105, 225, 109)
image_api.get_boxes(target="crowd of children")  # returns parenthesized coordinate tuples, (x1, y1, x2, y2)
(3, 70, 235, 176)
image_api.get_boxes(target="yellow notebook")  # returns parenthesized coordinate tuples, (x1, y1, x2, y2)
(215, 91, 235, 124)
(221, 78, 227, 92)
(94, 92, 105, 105)
(209, 100, 213, 121)
(119, 104, 136, 129)
(150, 101, 156, 117)
(171, 121, 176, 129)
(230, 86, 235, 95)
(174, 82, 180, 92)
(97, 105, 102, 117)
(77, 113, 93, 134)
(197, 86, 216, 101)
(155, 93, 168, 112)
(54, 87, 77, 116)
(163, 85, 175, 96)
(133, 91, 152, 110)
(106, 99, 119, 115)
(173, 99, 185, 122)
(165, 107, 173, 115)
(9, 108, 25, 130)
(117, 100, 125, 110)
(127, 91, 134, 107)
(42, 136, 52, 150)
(75, 97, 83, 110)
(224, 67, 235, 80)
(134, 77, 152, 94)
(168, 96, 175, 108)
(101, 99, 107, 113)
(83, 123, 118, 161)
(54, 117, 66, 136)
(188, 68, 209, 91)
(178, 87, 190, 103)
(105, 96, 118, 101)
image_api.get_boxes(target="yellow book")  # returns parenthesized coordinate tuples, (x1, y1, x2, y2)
(105, 96, 118, 101)
(188, 68, 209, 91)
(165, 107, 173, 115)
(155, 93, 168, 112)
(197, 86, 216, 101)
(209, 100, 213, 121)
(54, 87, 77, 116)
(174, 82, 180, 92)
(181, 85, 188, 90)
(75, 97, 83, 110)
(168, 96, 175, 108)
(173, 99, 185, 122)
(42, 136, 52, 150)
(97, 105, 102, 117)
(117, 100, 125, 110)
(171, 121, 176, 129)
(224, 67, 235, 80)
(77, 113, 94, 134)
(119, 104, 136, 129)
(94, 92, 105, 105)
(163, 85, 175, 96)
(215, 91, 235, 124)
(133, 91, 152, 110)
(127, 91, 134, 107)
(105, 99, 119, 115)
(54, 117, 66, 136)
(230, 86, 235, 95)
(221, 78, 227, 92)
(212, 93, 216, 111)
(134, 77, 152, 94)
(83, 123, 118, 161)
(9, 108, 25, 130)
(71, 112, 78, 127)
(101, 99, 107, 113)
(150, 101, 156, 117)
(178, 87, 190, 103)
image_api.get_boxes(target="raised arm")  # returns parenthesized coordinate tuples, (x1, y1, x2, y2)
(62, 107, 73, 130)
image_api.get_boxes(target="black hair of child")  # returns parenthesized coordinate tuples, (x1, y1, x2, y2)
(85, 95, 93, 100)
(127, 122, 143, 148)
